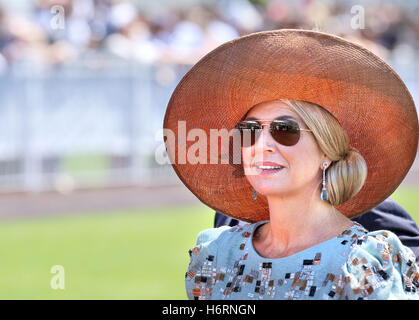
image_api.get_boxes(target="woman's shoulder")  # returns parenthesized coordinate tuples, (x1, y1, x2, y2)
(347, 229, 417, 266)
(192, 223, 254, 252)
(194, 226, 232, 246)
(185, 223, 256, 299)
(342, 228, 419, 299)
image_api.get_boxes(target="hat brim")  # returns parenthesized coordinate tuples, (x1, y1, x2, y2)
(163, 29, 419, 222)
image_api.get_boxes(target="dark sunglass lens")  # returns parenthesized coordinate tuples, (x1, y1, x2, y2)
(270, 121, 300, 146)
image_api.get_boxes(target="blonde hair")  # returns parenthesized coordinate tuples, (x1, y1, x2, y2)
(279, 99, 368, 206)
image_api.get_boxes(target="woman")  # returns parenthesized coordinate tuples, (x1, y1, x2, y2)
(237, 98, 365, 260)
(163, 29, 419, 299)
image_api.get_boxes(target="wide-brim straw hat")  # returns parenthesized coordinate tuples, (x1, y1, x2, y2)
(163, 29, 419, 222)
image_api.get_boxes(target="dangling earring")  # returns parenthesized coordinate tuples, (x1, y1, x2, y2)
(321, 161, 329, 201)
(252, 188, 257, 200)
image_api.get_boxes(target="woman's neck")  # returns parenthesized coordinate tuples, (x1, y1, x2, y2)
(253, 189, 353, 259)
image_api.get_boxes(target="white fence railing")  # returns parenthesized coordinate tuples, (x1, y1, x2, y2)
(0, 59, 417, 193)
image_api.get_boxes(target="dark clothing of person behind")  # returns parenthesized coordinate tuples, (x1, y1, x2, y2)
(214, 198, 419, 262)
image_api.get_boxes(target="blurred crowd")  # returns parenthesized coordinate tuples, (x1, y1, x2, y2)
(0, 0, 417, 72)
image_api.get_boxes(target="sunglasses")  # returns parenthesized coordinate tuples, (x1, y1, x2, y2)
(235, 119, 312, 147)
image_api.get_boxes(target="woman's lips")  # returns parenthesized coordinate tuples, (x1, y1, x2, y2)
(245, 161, 285, 176)
(253, 161, 284, 168)
(251, 161, 285, 175)
(255, 167, 284, 175)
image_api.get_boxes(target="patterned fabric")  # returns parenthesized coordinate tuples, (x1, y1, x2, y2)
(185, 221, 419, 300)
(213, 198, 419, 262)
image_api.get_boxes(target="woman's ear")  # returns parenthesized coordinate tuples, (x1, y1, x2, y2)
(320, 156, 332, 170)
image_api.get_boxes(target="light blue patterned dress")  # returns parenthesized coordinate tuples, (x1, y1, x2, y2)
(185, 221, 419, 300)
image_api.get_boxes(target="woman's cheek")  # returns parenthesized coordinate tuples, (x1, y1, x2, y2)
(241, 148, 252, 169)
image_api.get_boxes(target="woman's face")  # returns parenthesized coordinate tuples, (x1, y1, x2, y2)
(241, 100, 326, 198)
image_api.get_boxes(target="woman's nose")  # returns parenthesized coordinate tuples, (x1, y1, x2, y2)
(253, 125, 275, 152)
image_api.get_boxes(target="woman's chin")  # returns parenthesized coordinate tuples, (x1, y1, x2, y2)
(252, 185, 288, 197)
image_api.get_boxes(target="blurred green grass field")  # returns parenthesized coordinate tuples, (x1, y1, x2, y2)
(0, 186, 418, 299)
